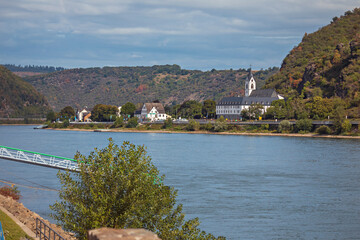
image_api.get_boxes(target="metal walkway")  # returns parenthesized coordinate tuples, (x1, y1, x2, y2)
(0, 146, 78, 171)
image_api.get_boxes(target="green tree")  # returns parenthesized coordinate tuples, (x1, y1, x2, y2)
(278, 120, 291, 133)
(186, 119, 200, 131)
(126, 117, 138, 128)
(265, 99, 287, 119)
(91, 104, 118, 122)
(332, 98, 346, 133)
(306, 96, 332, 119)
(121, 102, 136, 118)
(162, 118, 173, 129)
(294, 119, 313, 133)
(50, 140, 224, 240)
(112, 116, 124, 128)
(341, 119, 352, 133)
(46, 110, 56, 122)
(179, 100, 202, 119)
(59, 106, 75, 120)
(202, 100, 216, 119)
(214, 116, 227, 132)
(316, 125, 332, 135)
(248, 103, 264, 120)
(241, 108, 250, 120)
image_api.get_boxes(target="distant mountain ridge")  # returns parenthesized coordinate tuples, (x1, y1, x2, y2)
(0, 65, 50, 117)
(264, 8, 360, 117)
(23, 65, 278, 111)
(3, 64, 66, 78)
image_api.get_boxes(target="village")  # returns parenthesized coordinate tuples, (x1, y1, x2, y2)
(72, 69, 283, 124)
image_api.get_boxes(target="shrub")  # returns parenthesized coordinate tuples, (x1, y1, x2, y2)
(261, 124, 269, 130)
(0, 186, 21, 201)
(186, 119, 200, 131)
(126, 117, 138, 128)
(201, 122, 213, 131)
(295, 119, 313, 133)
(278, 120, 291, 133)
(111, 116, 124, 128)
(61, 120, 70, 128)
(341, 120, 352, 133)
(214, 117, 227, 132)
(162, 118, 173, 129)
(316, 125, 332, 135)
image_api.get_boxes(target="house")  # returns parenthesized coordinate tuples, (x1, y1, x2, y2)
(134, 108, 142, 119)
(216, 69, 283, 120)
(139, 103, 168, 122)
(77, 108, 92, 122)
(117, 106, 122, 117)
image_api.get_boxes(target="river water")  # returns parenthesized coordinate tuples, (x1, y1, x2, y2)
(0, 125, 360, 239)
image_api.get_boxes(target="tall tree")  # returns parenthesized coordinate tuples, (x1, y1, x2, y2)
(121, 102, 136, 118)
(202, 100, 216, 119)
(179, 100, 202, 119)
(91, 104, 118, 122)
(59, 106, 75, 120)
(50, 139, 225, 240)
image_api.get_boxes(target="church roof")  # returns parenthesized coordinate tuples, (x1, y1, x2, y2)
(249, 89, 278, 98)
(217, 96, 278, 106)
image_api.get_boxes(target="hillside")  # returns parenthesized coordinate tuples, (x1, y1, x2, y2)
(265, 8, 360, 117)
(24, 65, 278, 111)
(0, 65, 50, 117)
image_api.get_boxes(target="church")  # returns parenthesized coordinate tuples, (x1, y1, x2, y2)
(216, 69, 283, 120)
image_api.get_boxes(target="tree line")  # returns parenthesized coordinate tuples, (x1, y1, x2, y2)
(3, 64, 65, 73)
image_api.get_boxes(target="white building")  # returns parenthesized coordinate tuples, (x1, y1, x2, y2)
(216, 69, 283, 120)
(245, 70, 256, 97)
(138, 103, 168, 122)
(77, 108, 91, 122)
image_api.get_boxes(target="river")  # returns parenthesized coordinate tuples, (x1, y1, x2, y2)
(0, 125, 360, 239)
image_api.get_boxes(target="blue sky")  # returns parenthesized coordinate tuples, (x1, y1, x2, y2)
(0, 1, 358, 70)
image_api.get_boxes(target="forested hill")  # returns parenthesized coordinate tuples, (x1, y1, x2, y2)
(264, 8, 360, 116)
(0, 65, 50, 117)
(24, 65, 278, 111)
(3, 64, 65, 78)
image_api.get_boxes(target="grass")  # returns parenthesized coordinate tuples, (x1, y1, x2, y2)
(0, 209, 33, 240)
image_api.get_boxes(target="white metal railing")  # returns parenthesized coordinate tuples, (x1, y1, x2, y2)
(0, 146, 79, 171)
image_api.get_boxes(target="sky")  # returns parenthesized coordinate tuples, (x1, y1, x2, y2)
(0, 1, 359, 70)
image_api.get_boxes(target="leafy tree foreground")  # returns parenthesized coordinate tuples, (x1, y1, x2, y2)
(50, 139, 225, 240)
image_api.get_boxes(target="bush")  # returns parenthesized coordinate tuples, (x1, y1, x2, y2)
(0, 186, 21, 201)
(186, 119, 200, 131)
(111, 116, 124, 128)
(261, 124, 269, 130)
(201, 122, 213, 131)
(61, 120, 70, 128)
(162, 118, 173, 129)
(214, 116, 227, 132)
(295, 119, 313, 133)
(278, 120, 291, 133)
(316, 125, 332, 135)
(341, 120, 352, 133)
(126, 117, 138, 128)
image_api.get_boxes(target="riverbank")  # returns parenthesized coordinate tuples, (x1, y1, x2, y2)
(46, 127, 360, 139)
(0, 194, 75, 239)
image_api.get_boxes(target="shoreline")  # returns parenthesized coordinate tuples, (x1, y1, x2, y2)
(45, 128, 360, 139)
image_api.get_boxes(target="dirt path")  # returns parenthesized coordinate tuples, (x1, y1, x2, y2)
(0, 194, 76, 239)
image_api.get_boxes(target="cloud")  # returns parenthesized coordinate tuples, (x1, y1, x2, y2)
(0, 0, 359, 69)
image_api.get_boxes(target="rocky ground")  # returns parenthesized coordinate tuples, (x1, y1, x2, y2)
(0, 194, 76, 239)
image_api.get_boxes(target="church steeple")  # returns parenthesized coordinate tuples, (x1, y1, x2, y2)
(245, 67, 256, 97)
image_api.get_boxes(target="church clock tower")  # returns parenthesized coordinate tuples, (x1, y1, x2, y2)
(245, 68, 256, 97)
